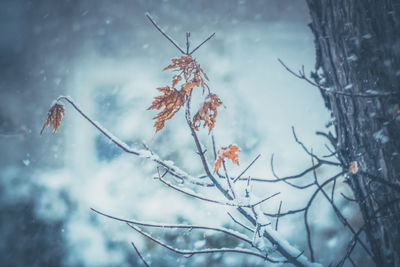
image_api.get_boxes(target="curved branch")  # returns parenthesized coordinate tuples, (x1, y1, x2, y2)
(127, 223, 283, 263)
(91, 208, 253, 245)
(56, 96, 213, 187)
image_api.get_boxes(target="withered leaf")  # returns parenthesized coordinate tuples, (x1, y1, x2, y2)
(148, 86, 187, 132)
(193, 94, 222, 132)
(149, 55, 210, 132)
(214, 145, 240, 173)
(172, 75, 182, 88)
(40, 103, 65, 135)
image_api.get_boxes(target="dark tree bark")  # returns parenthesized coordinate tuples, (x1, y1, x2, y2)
(306, 0, 400, 266)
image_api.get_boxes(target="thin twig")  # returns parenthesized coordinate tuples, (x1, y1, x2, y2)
(211, 134, 218, 160)
(156, 171, 245, 207)
(145, 13, 185, 54)
(264, 207, 306, 218)
(186, 32, 190, 55)
(227, 212, 254, 233)
(189, 33, 215, 55)
(251, 192, 281, 207)
(337, 226, 364, 267)
(91, 208, 254, 245)
(275, 201, 282, 231)
(341, 192, 357, 202)
(292, 127, 340, 166)
(311, 158, 372, 258)
(278, 58, 400, 98)
(331, 177, 337, 201)
(127, 223, 282, 263)
(270, 154, 316, 189)
(233, 154, 261, 183)
(158, 166, 276, 208)
(131, 242, 150, 267)
(222, 159, 236, 199)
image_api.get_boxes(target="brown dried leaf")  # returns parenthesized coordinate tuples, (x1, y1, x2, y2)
(198, 66, 209, 81)
(214, 145, 240, 173)
(40, 103, 65, 135)
(193, 94, 222, 132)
(150, 55, 211, 132)
(172, 75, 182, 88)
(148, 86, 186, 132)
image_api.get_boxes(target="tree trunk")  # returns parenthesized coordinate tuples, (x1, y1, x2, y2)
(306, 0, 400, 266)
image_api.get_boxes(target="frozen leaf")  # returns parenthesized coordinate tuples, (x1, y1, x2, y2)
(40, 103, 65, 135)
(193, 94, 222, 132)
(214, 145, 240, 173)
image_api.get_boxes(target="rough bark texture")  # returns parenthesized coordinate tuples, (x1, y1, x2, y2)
(306, 0, 400, 266)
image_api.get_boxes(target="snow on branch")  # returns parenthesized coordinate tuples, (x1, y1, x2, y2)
(55, 95, 213, 187)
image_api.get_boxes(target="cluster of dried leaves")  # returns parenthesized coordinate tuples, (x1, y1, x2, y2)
(40, 103, 65, 135)
(148, 55, 222, 132)
(148, 55, 240, 172)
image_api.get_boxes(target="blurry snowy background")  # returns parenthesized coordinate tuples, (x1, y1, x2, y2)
(0, 0, 365, 266)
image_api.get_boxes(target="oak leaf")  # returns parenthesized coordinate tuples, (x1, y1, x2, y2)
(214, 145, 240, 173)
(149, 55, 210, 132)
(193, 94, 222, 132)
(40, 103, 65, 135)
(148, 86, 187, 132)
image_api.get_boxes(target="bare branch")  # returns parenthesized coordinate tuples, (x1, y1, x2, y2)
(92, 208, 255, 246)
(275, 201, 282, 231)
(189, 33, 216, 55)
(251, 192, 281, 208)
(126, 223, 282, 263)
(145, 13, 185, 54)
(270, 154, 316, 189)
(336, 226, 363, 267)
(131, 242, 150, 267)
(264, 207, 306, 218)
(277, 58, 400, 98)
(233, 154, 261, 183)
(340, 192, 357, 202)
(55, 96, 214, 187)
(291, 127, 340, 166)
(186, 32, 190, 55)
(311, 158, 372, 258)
(227, 212, 254, 233)
(156, 171, 244, 207)
(222, 159, 236, 199)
